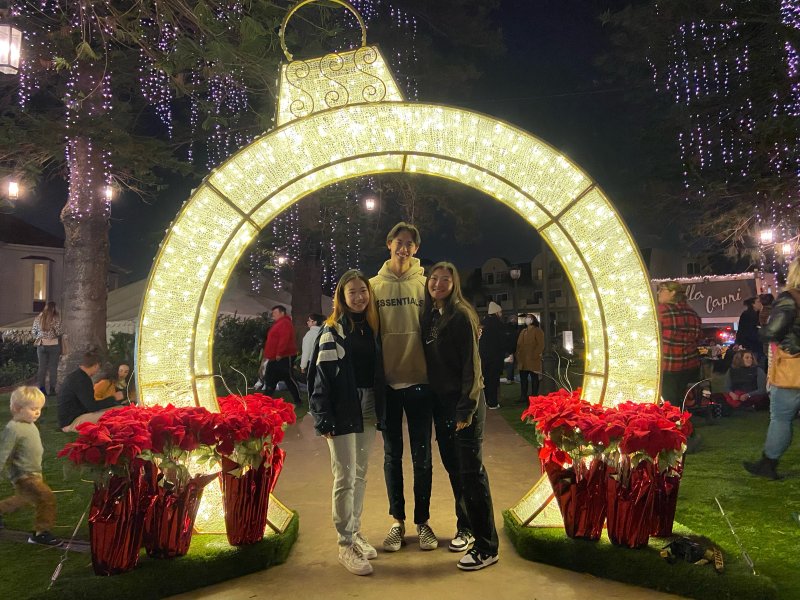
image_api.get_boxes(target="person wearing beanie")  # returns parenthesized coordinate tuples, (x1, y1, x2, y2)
(480, 302, 505, 409)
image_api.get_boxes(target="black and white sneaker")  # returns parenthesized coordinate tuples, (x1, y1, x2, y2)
(383, 523, 406, 552)
(417, 522, 439, 550)
(448, 529, 475, 552)
(457, 548, 499, 571)
(28, 531, 62, 546)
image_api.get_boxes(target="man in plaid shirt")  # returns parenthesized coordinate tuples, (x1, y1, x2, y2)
(657, 281, 702, 404)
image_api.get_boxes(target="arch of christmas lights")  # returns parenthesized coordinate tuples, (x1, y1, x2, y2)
(136, 37, 661, 528)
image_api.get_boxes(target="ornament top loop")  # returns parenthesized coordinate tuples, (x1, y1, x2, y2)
(279, 0, 368, 62)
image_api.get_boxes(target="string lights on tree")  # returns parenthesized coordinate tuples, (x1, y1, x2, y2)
(649, 0, 800, 277)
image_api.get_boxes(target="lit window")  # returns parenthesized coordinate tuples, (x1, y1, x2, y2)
(33, 263, 48, 301)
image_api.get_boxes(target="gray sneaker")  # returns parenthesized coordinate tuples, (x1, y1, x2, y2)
(417, 522, 439, 550)
(383, 522, 406, 552)
(353, 531, 377, 559)
(338, 544, 373, 576)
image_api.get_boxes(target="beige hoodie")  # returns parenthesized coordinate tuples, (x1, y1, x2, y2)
(371, 258, 428, 388)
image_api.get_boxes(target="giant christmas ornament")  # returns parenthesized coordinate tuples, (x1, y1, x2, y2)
(136, 0, 661, 529)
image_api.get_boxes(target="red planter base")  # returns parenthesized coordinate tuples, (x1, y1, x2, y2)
(544, 458, 607, 541)
(143, 473, 217, 558)
(606, 462, 656, 549)
(89, 475, 147, 576)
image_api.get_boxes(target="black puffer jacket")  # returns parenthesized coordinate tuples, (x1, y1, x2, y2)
(760, 289, 800, 354)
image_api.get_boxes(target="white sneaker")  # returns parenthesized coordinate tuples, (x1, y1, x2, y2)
(338, 544, 373, 576)
(457, 548, 499, 571)
(353, 531, 377, 559)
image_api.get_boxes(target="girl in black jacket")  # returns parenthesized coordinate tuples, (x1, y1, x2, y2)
(421, 261, 499, 571)
(310, 270, 385, 576)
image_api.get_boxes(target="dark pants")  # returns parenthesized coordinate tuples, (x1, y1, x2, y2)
(433, 394, 470, 533)
(36, 344, 60, 393)
(433, 391, 498, 555)
(519, 370, 539, 403)
(382, 384, 433, 524)
(661, 367, 700, 405)
(263, 357, 301, 406)
(482, 360, 502, 408)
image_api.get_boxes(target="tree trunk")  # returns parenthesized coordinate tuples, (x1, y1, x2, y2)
(290, 194, 323, 348)
(58, 135, 110, 382)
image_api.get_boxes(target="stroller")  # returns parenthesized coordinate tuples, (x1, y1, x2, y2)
(682, 379, 722, 423)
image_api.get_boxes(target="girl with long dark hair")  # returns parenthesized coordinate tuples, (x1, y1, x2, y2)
(309, 270, 385, 576)
(421, 261, 499, 571)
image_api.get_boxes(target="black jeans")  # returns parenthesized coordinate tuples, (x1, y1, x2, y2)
(433, 394, 470, 533)
(482, 360, 502, 407)
(382, 384, 433, 524)
(519, 370, 539, 403)
(263, 357, 301, 406)
(434, 391, 498, 555)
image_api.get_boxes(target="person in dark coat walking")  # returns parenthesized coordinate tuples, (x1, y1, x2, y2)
(735, 296, 763, 360)
(479, 302, 505, 409)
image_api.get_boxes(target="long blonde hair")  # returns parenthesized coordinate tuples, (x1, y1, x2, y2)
(787, 258, 800, 290)
(40, 301, 59, 331)
(326, 270, 380, 335)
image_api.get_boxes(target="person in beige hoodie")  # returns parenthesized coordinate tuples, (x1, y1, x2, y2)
(370, 222, 439, 553)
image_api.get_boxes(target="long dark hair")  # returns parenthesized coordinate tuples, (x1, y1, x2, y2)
(326, 270, 380, 335)
(423, 261, 480, 335)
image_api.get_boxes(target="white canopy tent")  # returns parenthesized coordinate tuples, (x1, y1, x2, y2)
(0, 272, 330, 342)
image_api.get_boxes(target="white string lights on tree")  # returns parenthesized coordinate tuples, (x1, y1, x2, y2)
(139, 18, 176, 138)
(652, 1, 800, 276)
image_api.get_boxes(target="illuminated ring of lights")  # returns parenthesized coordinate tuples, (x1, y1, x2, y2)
(136, 102, 661, 528)
(279, 0, 368, 61)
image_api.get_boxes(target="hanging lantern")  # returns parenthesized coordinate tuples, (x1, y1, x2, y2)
(759, 229, 774, 244)
(104, 184, 114, 201)
(781, 242, 793, 256)
(0, 20, 22, 75)
(7, 180, 18, 200)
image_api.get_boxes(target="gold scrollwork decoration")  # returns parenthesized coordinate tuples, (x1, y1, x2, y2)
(319, 52, 350, 109)
(285, 59, 315, 119)
(353, 46, 386, 103)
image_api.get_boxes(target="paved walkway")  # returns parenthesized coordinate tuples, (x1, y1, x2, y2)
(171, 407, 684, 600)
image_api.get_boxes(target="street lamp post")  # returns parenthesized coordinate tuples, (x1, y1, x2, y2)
(509, 267, 521, 322)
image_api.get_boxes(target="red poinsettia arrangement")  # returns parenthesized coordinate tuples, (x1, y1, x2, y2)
(522, 389, 693, 472)
(58, 407, 152, 482)
(137, 404, 221, 488)
(604, 401, 693, 473)
(216, 393, 296, 476)
(521, 388, 607, 467)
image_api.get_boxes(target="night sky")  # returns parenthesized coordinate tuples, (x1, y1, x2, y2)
(15, 0, 658, 282)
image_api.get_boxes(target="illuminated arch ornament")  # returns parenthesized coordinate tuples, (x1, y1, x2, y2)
(137, 0, 661, 532)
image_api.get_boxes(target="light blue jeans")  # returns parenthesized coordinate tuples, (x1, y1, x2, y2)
(327, 388, 377, 546)
(763, 386, 800, 460)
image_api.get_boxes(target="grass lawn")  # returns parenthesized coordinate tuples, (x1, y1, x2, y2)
(496, 384, 799, 599)
(0, 392, 299, 599)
